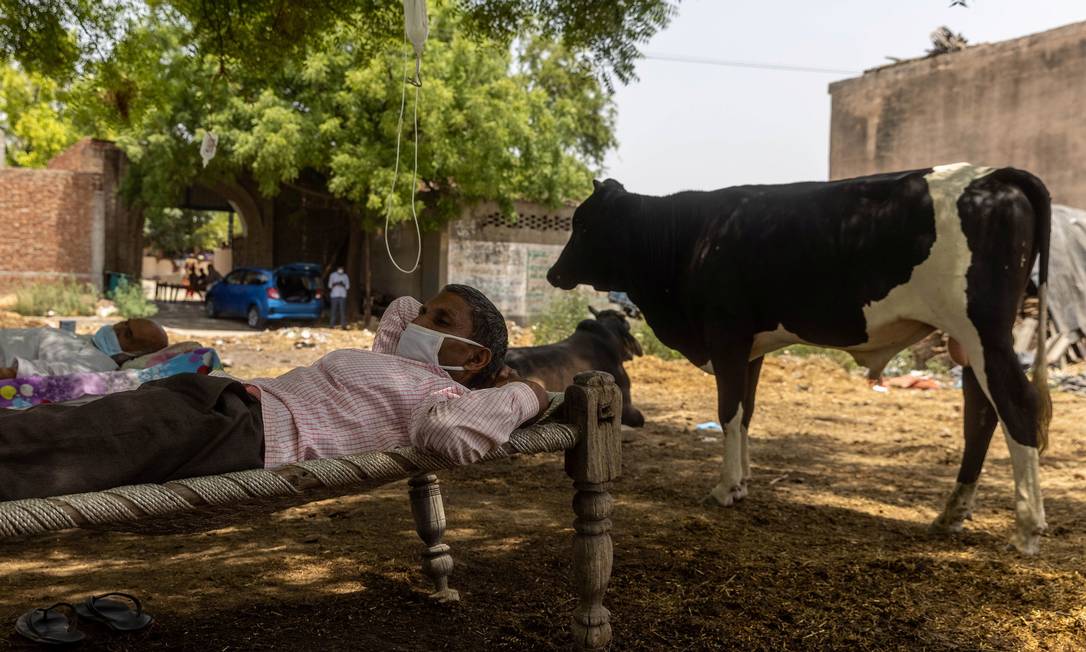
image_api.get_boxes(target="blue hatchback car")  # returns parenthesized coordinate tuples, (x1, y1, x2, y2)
(205, 263, 325, 329)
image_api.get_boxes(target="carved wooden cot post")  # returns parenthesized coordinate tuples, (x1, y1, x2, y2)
(408, 473, 460, 602)
(565, 371, 622, 651)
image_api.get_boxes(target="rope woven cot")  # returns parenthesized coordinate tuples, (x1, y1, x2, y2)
(0, 394, 576, 537)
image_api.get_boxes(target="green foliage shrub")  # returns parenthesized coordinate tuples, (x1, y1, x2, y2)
(13, 281, 97, 316)
(111, 281, 159, 318)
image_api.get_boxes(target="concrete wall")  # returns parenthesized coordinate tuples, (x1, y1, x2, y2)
(446, 201, 588, 324)
(142, 247, 232, 282)
(263, 194, 591, 322)
(369, 222, 445, 302)
(828, 21, 1086, 206)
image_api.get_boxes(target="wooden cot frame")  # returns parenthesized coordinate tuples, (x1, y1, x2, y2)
(0, 372, 622, 651)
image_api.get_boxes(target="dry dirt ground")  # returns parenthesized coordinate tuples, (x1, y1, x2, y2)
(2, 317, 1086, 650)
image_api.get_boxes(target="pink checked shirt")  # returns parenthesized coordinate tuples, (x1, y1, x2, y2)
(251, 297, 540, 468)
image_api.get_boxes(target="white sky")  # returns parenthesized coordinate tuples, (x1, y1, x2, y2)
(603, 0, 1086, 195)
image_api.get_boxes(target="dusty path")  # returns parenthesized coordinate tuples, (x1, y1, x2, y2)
(2, 340, 1085, 650)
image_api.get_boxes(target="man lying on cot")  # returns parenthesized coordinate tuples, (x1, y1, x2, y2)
(0, 285, 548, 501)
(0, 319, 169, 378)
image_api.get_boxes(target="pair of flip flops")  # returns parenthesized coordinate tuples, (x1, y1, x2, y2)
(16, 593, 153, 645)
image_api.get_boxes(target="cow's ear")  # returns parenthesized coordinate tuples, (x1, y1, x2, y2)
(588, 305, 599, 317)
(592, 179, 603, 191)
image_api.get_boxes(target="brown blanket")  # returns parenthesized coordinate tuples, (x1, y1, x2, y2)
(0, 374, 264, 501)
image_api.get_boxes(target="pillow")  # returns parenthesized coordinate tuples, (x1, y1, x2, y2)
(121, 341, 204, 370)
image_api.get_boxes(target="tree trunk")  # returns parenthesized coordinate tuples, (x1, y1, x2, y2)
(345, 215, 363, 323)
(363, 229, 374, 329)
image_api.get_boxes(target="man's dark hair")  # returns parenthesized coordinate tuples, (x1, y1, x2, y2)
(443, 284, 508, 388)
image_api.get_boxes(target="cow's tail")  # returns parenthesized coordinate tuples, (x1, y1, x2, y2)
(994, 167, 1052, 453)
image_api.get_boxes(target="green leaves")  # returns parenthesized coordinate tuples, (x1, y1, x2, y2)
(5, 1, 628, 236)
(0, 63, 79, 166)
(1, 1, 677, 87)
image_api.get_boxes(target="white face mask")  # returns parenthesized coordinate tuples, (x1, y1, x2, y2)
(396, 323, 486, 371)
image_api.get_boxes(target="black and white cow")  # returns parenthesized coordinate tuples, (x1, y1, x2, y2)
(506, 307, 645, 427)
(547, 163, 1052, 554)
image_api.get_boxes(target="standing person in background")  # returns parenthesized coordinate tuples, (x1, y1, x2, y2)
(328, 265, 350, 329)
(206, 264, 223, 285)
(183, 263, 196, 299)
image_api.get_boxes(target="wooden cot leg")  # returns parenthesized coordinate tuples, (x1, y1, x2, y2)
(565, 371, 623, 651)
(408, 473, 460, 603)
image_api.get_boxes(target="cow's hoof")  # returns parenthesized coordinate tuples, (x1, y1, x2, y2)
(1008, 531, 1041, 556)
(929, 515, 967, 535)
(703, 483, 747, 507)
(930, 482, 976, 535)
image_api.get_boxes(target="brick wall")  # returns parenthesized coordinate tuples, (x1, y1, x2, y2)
(0, 138, 146, 293)
(829, 22, 1086, 207)
(0, 168, 102, 290)
(47, 138, 110, 174)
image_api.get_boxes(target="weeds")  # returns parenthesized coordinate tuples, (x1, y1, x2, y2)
(13, 281, 98, 316)
(531, 293, 591, 345)
(112, 280, 158, 318)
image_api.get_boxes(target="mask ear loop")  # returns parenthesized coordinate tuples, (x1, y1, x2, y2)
(383, 34, 423, 275)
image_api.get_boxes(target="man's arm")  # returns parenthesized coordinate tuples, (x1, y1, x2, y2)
(11, 330, 119, 377)
(13, 349, 118, 377)
(408, 382, 544, 465)
(371, 295, 423, 353)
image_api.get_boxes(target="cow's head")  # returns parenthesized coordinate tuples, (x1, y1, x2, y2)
(588, 305, 643, 361)
(547, 179, 629, 291)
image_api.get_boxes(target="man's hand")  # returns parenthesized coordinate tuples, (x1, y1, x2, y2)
(492, 365, 521, 387)
(493, 367, 547, 417)
(0, 367, 16, 379)
(517, 378, 549, 421)
(494, 366, 548, 420)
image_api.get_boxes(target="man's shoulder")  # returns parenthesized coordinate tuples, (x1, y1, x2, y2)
(322, 348, 460, 383)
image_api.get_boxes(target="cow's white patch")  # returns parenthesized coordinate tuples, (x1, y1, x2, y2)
(858, 164, 992, 352)
(751, 324, 803, 359)
(741, 422, 751, 484)
(874, 163, 1045, 554)
(692, 325, 805, 373)
(930, 481, 978, 533)
(1004, 434, 1046, 555)
(706, 405, 747, 507)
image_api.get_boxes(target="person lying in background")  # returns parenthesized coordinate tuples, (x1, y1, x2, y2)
(0, 285, 548, 501)
(0, 319, 169, 379)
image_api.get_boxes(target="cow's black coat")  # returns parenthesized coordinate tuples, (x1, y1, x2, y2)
(546, 167, 1053, 547)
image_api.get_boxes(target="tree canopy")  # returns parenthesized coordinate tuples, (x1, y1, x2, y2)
(1, 0, 671, 318)
(0, 63, 78, 166)
(143, 208, 231, 258)
(69, 4, 618, 231)
(0, 0, 677, 88)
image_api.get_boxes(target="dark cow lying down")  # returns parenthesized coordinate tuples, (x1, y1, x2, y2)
(506, 307, 645, 427)
(547, 163, 1052, 554)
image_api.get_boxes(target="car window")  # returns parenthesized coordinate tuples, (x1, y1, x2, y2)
(224, 270, 245, 285)
(297, 274, 322, 290)
(244, 271, 269, 285)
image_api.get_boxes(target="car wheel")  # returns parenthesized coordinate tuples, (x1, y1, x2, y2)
(205, 298, 218, 318)
(247, 305, 267, 330)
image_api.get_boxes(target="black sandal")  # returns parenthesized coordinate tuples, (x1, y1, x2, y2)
(15, 602, 85, 645)
(74, 593, 153, 632)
